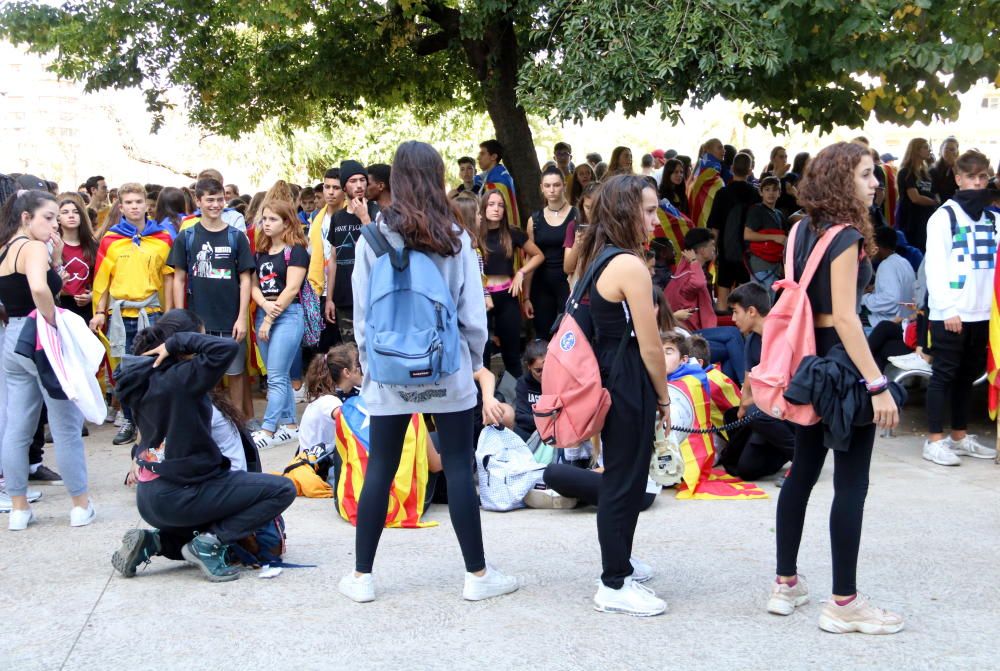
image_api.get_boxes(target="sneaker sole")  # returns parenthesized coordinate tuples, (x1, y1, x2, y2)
(767, 594, 809, 615)
(70, 511, 96, 527)
(953, 451, 996, 460)
(922, 453, 960, 467)
(463, 583, 519, 601)
(181, 544, 241, 582)
(111, 529, 146, 578)
(593, 602, 666, 617)
(338, 586, 376, 603)
(818, 613, 904, 635)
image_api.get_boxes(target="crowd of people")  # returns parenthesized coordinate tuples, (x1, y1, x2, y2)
(1, 130, 999, 632)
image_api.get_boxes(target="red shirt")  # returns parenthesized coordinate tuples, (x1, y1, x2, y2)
(61, 243, 93, 297)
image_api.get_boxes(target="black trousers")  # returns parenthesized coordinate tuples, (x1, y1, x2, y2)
(136, 471, 296, 559)
(867, 320, 910, 371)
(356, 409, 484, 573)
(926, 319, 988, 434)
(485, 290, 523, 378)
(544, 463, 656, 510)
(530, 267, 569, 339)
(739, 414, 795, 481)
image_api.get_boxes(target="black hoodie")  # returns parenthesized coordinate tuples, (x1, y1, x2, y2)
(514, 371, 542, 440)
(116, 332, 239, 485)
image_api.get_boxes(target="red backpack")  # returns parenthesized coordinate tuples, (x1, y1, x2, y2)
(748, 221, 846, 425)
(533, 247, 629, 447)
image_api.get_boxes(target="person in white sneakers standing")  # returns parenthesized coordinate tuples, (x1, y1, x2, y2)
(922, 150, 997, 466)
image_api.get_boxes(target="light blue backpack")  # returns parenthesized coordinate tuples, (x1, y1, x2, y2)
(359, 223, 461, 385)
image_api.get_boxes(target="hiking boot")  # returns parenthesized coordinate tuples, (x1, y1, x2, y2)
(923, 439, 960, 466)
(767, 576, 809, 615)
(28, 464, 63, 485)
(113, 420, 137, 445)
(629, 556, 654, 583)
(593, 578, 667, 617)
(112, 529, 161, 577)
(947, 434, 996, 460)
(181, 533, 240, 582)
(818, 593, 904, 635)
(0, 488, 42, 512)
(338, 571, 376, 603)
(463, 564, 519, 601)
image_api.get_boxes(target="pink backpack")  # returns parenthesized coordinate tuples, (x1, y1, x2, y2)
(748, 221, 846, 425)
(533, 247, 628, 448)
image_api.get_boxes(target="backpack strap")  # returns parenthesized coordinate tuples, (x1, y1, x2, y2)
(566, 246, 625, 315)
(360, 222, 409, 271)
(797, 223, 848, 290)
(943, 204, 958, 237)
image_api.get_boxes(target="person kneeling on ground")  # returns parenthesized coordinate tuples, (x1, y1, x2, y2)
(111, 309, 296, 582)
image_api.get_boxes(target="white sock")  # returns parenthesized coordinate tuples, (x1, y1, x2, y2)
(28, 463, 41, 475)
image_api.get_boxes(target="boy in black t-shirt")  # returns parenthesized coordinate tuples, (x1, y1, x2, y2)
(324, 160, 380, 344)
(168, 178, 255, 411)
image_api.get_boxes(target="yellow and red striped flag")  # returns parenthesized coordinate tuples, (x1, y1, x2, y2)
(687, 167, 724, 230)
(706, 364, 741, 439)
(987, 245, 1000, 419)
(654, 200, 694, 254)
(670, 364, 768, 500)
(335, 396, 437, 528)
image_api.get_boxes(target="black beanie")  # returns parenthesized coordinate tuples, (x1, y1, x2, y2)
(340, 160, 368, 186)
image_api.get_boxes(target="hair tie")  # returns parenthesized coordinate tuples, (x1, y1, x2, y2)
(16, 189, 29, 198)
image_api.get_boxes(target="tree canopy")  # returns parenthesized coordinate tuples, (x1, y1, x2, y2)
(3, 0, 997, 212)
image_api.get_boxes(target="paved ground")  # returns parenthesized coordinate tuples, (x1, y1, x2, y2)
(3, 389, 1000, 671)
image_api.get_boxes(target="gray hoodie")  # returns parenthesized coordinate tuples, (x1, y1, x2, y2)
(352, 219, 487, 416)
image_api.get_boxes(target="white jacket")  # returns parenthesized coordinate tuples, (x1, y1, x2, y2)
(36, 309, 107, 423)
(924, 201, 997, 322)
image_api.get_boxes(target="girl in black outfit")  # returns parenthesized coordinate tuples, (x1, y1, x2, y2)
(525, 166, 576, 338)
(479, 190, 543, 378)
(574, 175, 670, 617)
(767, 142, 903, 635)
(112, 309, 296, 582)
(657, 159, 688, 215)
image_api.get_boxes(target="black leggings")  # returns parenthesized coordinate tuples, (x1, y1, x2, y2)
(867, 320, 910, 371)
(485, 290, 523, 378)
(531, 267, 569, 339)
(544, 463, 656, 510)
(356, 409, 484, 574)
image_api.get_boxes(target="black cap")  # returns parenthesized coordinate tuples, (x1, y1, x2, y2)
(15, 174, 47, 190)
(339, 160, 368, 187)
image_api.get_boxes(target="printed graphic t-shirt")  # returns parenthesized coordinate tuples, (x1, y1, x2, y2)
(61, 243, 92, 297)
(255, 244, 309, 301)
(167, 224, 255, 332)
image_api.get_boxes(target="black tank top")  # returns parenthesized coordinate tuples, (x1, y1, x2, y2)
(589, 263, 631, 343)
(0, 238, 63, 317)
(531, 208, 576, 271)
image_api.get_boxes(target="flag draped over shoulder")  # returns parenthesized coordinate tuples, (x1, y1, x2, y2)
(669, 363, 767, 500)
(334, 396, 437, 528)
(882, 164, 898, 228)
(705, 364, 741, 439)
(988, 241, 1000, 419)
(479, 164, 520, 230)
(687, 167, 724, 230)
(655, 199, 694, 253)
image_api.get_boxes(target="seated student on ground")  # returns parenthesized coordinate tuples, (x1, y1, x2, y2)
(726, 283, 794, 481)
(111, 309, 296, 582)
(685, 334, 741, 451)
(863, 227, 918, 369)
(654, 289, 691, 337)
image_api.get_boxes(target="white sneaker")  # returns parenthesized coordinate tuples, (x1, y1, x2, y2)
(294, 385, 306, 404)
(70, 500, 96, 527)
(818, 593, 904, 635)
(463, 565, 519, 601)
(888, 352, 932, 373)
(947, 434, 996, 460)
(593, 577, 667, 616)
(9, 507, 35, 531)
(114, 410, 125, 427)
(0, 488, 42, 512)
(272, 425, 299, 446)
(630, 556, 654, 583)
(252, 430, 279, 451)
(338, 572, 375, 603)
(767, 576, 810, 615)
(923, 439, 961, 466)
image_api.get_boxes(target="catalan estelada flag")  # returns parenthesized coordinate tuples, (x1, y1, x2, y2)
(334, 396, 437, 528)
(669, 363, 767, 500)
(882, 163, 898, 228)
(987, 239, 1000, 419)
(687, 167, 724, 230)
(477, 164, 520, 229)
(655, 199, 694, 253)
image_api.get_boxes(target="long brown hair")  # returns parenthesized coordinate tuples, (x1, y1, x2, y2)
(450, 191, 482, 250)
(304, 344, 358, 402)
(576, 174, 651, 276)
(607, 146, 633, 176)
(900, 137, 930, 181)
(796, 141, 875, 255)
(255, 200, 308, 252)
(569, 163, 596, 205)
(57, 192, 98, 265)
(478, 190, 511, 261)
(384, 141, 463, 256)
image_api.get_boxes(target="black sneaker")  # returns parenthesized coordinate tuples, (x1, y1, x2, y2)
(181, 532, 241, 582)
(113, 420, 137, 445)
(112, 529, 161, 578)
(28, 464, 63, 485)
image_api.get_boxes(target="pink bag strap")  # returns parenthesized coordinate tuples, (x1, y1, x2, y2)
(785, 220, 847, 290)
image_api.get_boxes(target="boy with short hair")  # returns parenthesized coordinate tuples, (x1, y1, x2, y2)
(726, 283, 794, 481)
(306, 168, 346, 351)
(168, 178, 255, 411)
(91, 181, 176, 445)
(743, 176, 788, 302)
(922, 149, 998, 465)
(664, 228, 717, 331)
(366, 163, 392, 210)
(298, 186, 318, 228)
(686, 334, 741, 442)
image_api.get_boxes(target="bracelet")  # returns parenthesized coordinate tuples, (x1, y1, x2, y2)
(864, 375, 887, 393)
(657, 401, 671, 407)
(869, 385, 889, 396)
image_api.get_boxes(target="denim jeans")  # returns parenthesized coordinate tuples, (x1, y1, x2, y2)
(1, 317, 88, 497)
(751, 267, 780, 305)
(256, 303, 304, 432)
(120, 313, 160, 422)
(698, 325, 747, 385)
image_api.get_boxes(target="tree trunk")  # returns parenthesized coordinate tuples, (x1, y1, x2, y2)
(464, 19, 541, 226)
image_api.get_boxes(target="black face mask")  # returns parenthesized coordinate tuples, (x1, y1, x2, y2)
(336, 386, 360, 402)
(951, 189, 996, 221)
